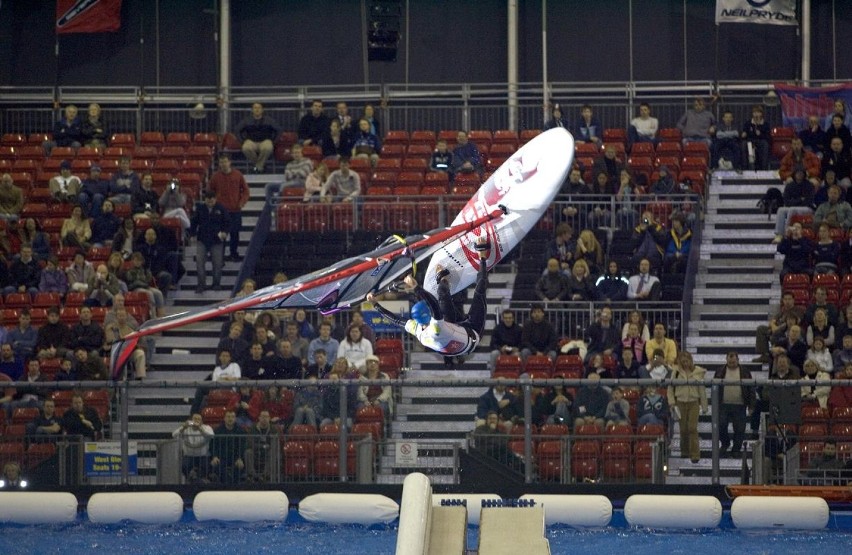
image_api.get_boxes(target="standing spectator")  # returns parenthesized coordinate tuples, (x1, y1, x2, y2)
(772, 170, 815, 244)
(452, 131, 484, 177)
(0, 173, 24, 223)
(60, 393, 103, 439)
(573, 105, 602, 145)
(80, 103, 108, 148)
(628, 102, 659, 148)
(799, 115, 827, 158)
(668, 351, 708, 463)
(677, 97, 716, 146)
(320, 157, 361, 203)
(520, 304, 557, 362)
(49, 160, 81, 203)
(44, 104, 82, 155)
(172, 413, 214, 484)
(235, 103, 281, 174)
(572, 373, 608, 431)
(79, 165, 109, 218)
(350, 118, 382, 167)
(6, 243, 40, 296)
(108, 157, 139, 205)
(780, 137, 822, 185)
(265, 143, 314, 204)
(207, 154, 249, 262)
(190, 190, 230, 294)
(297, 99, 331, 147)
(740, 105, 771, 170)
(713, 352, 754, 457)
(712, 110, 741, 170)
(8, 310, 37, 360)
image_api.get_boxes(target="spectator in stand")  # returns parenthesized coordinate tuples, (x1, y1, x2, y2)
(631, 211, 667, 270)
(596, 260, 629, 303)
(26, 397, 62, 437)
(740, 105, 771, 171)
(650, 165, 677, 195)
(773, 172, 815, 244)
(66, 251, 94, 295)
(535, 257, 568, 301)
(173, 413, 214, 483)
(226, 386, 254, 428)
(677, 97, 716, 146)
(320, 363, 358, 429)
(572, 373, 608, 431)
(628, 102, 659, 148)
(294, 308, 316, 340)
(559, 167, 592, 227)
(586, 351, 614, 380)
(334, 101, 353, 134)
(807, 336, 834, 375)
(806, 308, 835, 349)
(636, 385, 669, 427)
(291, 377, 323, 429)
(0, 173, 23, 223)
(668, 350, 708, 463)
(60, 205, 92, 250)
(108, 157, 139, 205)
(586, 171, 615, 229)
(245, 409, 280, 482)
(337, 324, 373, 373)
(605, 386, 631, 428)
(544, 102, 569, 130)
(622, 322, 647, 365)
(283, 321, 310, 365)
(73, 346, 108, 380)
(801, 358, 831, 409)
(0, 343, 23, 381)
(36, 306, 72, 360)
(429, 138, 454, 177)
(320, 116, 351, 160)
(208, 154, 249, 262)
(190, 190, 229, 294)
(55, 357, 76, 381)
(622, 310, 651, 340)
(475, 382, 518, 434)
(780, 137, 822, 186)
(235, 102, 281, 174)
(640, 348, 672, 381)
(131, 173, 159, 220)
(770, 323, 808, 370)
(217, 323, 249, 366)
(712, 110, 740, 170)
(320, 157, 361, 203)
(813, 223, 841, 274)
(248, 385, 294, 427)
(78, 165, 109, 218)
(136, 228, 179, 292)
(825, 113, 852, 153)
(664, 213, 692, 273)
(112, 218, 138, 260)
(272, 339, 302, 380)
(574, 229, 604, 277)
(753, 292, 804, 364)
(645, 322, 677, 365)
(6, 244, 41, 296)
(815, 169, 841, 207)
(573, 104, 602, 145)
(361, 104, 381, 137)
(308, 322, 339, 366)
(615, 169, 644, 229)
(585, 306, 620, 360)
(104, 307, 146, 380)
(799, 115, 827, 158)
(824, 99, 852, 129)
(814, 184, 852, 233)
(91, 199, 121, 247)
(520, 304, 557, 362)
(806, 285, 841, 327)
(305, 348, 331, 379)
(822, 137, 852, 187)
(828, 362, 852, 411)
(301, 162, 329, 203)
(592, 145, 625, 188)
(80, 103, 108, 148)
(265, 143, 314, 204)
(297, 99, 331, 147)
(38, 256, 68, 295)
(44, 104, 82, 155)
(776, 222, 815, 281)
(358, 355, 391, 417)
(61, 393, 103, 440)
(49, 160, 81, 204)
(350, 118, 382, 167)
(544, 222, 576, 274)
(124, 252, 165, 318)
(452, 131, 484, 177)
(8, 310, 37, 360)
(157, 179, 191, 233)
(627, 258, 661, 301)
(252, 325, 276, 358)
(18, 218, 51, 262)
(490, 310, 522, 369)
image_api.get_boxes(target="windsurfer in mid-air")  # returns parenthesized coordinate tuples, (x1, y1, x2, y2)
(367, 236, 492, 366)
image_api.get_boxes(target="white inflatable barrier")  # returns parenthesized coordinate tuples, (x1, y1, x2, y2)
(432, 494, 500, 526)
(88, 492, 183, 524)
(520, 494, 612, 527)
(193, 491, 289, 522)
(299, 493, 399, 525)
(731, 496, 829, 529)
(624, 495, 722, 529)
(395, 473, 433, 555)
(0, 492, 78, 524)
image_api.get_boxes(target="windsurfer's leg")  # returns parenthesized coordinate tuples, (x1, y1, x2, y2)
(466, 261, 489, 335)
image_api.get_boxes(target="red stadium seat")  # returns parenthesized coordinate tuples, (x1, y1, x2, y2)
(282, 440, 312, 478)
(536, 441, 564, 481)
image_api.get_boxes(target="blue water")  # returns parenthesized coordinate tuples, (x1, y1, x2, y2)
(2, 511, 852, 554)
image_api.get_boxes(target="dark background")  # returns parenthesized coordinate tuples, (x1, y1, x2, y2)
(0, 0, 848, 88)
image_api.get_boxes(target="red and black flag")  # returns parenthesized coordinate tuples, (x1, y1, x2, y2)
(56, 0, 122, 34)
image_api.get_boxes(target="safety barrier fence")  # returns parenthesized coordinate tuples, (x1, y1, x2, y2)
(3, 378, 852, 488)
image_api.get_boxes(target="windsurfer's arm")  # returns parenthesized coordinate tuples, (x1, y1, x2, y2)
(367, 292, 408, 327)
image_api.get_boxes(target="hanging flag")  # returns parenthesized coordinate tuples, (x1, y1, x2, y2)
(715, 0, 797, 26)
(774, 83, 852, 130)
(56, 0, 122, 34)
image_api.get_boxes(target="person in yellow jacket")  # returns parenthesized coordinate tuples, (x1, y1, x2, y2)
(667, 351, 708, 464)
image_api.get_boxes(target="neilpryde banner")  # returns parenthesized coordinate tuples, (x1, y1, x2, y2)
(715, 0, 797, 26)
(774, 83, 852, 131)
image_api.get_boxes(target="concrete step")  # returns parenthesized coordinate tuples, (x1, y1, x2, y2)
(689, 320, 763, 333)
(694, 274, 775, 286)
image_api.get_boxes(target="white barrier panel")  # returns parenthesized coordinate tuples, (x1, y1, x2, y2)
(0, 492, 78, 524)
(88, 492, 183, 524)
(395, 473, 433, 555)
(731, 496, 829, 529)
(520, 494, 612, 527)
(624, 495, 722, 529)
(299, 493, 399, 525)
(432, 494, 500, 526)
(194, 491, 289, 522)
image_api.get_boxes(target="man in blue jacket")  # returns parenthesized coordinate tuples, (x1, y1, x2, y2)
(190, 190, 230, 293)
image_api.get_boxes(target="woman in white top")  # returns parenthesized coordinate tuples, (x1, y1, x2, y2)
(337, 324, 373, 373)
(806, 336, 833, 375)
(302, 162, 329, 202)
(621, 310, 650, 341)
(212, 350, 241, 382)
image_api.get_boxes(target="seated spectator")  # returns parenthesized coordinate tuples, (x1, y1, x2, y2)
(271, 339, 300, 380)
(124, 252, 166, 318)
(49, 160, 81, 203)
(586, 171, 616, 229)
(677, 96, 716, 146)
(358, 355, 391, 417)
(429, 139, 453, 176)
(807, 336, 834, 374)
(586, 352, 614, 379)
(813, 223, 841, 274)
(320, 361, 358, 429)
(307, 322, 339, 365)
(806, 308, 835, 349)
(622, 310, 650, 340)
(60, 393, 103, 440)
(825, 113, 852, 153)
(475, 382, 518, 434)
(5, 243, 41, 296)
(131, 173, 159, 220)
(628, 102, 658, 147)
(541, 385, 574, 425)
(38, 256, 68, 295)
(627, 258, 661, 301)
(79, 165, 109, 218)
(0, 343, 23, 381)
(824, 99, 852, 129)
(650, 165, 677, 195)
(574, 229, 604, 276)
(472, 411, 510, 463)
(282, 321, 309, 366)
(545, 222, 576, 273)
(801, 358, 831, 409)
(535, 258, 568, 301)
(135, 228, 179, 292)
(304, 348, 331, 379)
(337, 324, 374, 373)
(490, 310, 522, 369)
(248, 385, 293, 427)
(631, 211, 667, 270)
(771, 324, 808, 370)
(60, 205, 92, 250)
(605, 387, 631, 428)
(240, 343, 276, 380)
(73, 346, 108, 380)
(297, 99, 330, 147)
(592, 145, 625, 188)
(320, 118, 353, 160)
(91, 200, 122, 247)
(245, 409, 281, 482)
(615, 169, 644, 229)
(172, 413, 214, 484)
(112, 218, 138, 260)
(664, 213, 692, 273)
(36, 306, 72, 360)
(572, 373, 608, 431)
(0, 173, 24, 223)
(54, 357, 76, 381)
(104, 307, 146, 380)
(347, 310, 375, 345)
(105, 255, 129, 294)
(252, 326, 277, 358)
(544, 103, 569, 131)
(740, 105, 771, 171)
(712, 110, 740, 170)
(8, 310, 37, 360)
(320, 157, 361, 202)
(80, 103, 108, 148)
(573, 104, 602, 145)
(815, 170, 841, 208)
(266, 144, 314, 204)
(158, 179, 191, 232)
(66, 250, 95, 294)
(645, 323, 677, 365)
(69, 306, 105, 356)
(350, 118, 382, 167)
(636, 385, 669, 427)
(235, 102, 281, 173)
(26, 398, 62, 437)
(44, 104, 82, 155)
(622, 322, 647, 365)
(640, 348, 672, 380)
(520, 304, 558, 362)
(226, 385, 254, 429)
(17, 218, 51, 262)
(805, 285, 840, 328)
(780, 137, 822, 186)
(452, 131, 484, 177)
(109, 157, 139, 205)
(828, 363, 852, 411)
(799, 115, 827, 158)
(595, 260, 629, 302)
(814, 185, 852, 232)
(754, 292, 802, 364)
(776, 223, 815, 280)
(217, 323, 249, 366)
(822, 137, 852, 188)
(189, 349, 241, 415)
(585, 306, 620, 359)
(361, 103, 381, 137)
(301, 162, 329, 203)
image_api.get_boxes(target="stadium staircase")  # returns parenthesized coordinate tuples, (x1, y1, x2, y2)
(667, 170, 780, 485)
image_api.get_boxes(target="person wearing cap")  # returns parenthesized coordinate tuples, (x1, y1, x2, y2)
(358, 354, 392, 418)
(79, 164, 109, 217)
(367, 237, 492, 362)
(189, 189, 230, 294)
(48, 160, 81, 203)
(772, 165, 815, 244)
